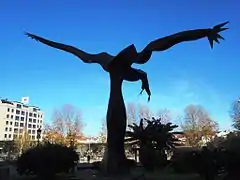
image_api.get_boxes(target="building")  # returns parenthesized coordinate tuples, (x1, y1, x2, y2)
(0, 99, 44, 141)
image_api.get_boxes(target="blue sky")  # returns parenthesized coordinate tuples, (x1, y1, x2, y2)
(0, 0, 239, 136)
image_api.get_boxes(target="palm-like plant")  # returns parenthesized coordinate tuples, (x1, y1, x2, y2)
(125, 117, 181, 169)
(126, 117, 180, 151)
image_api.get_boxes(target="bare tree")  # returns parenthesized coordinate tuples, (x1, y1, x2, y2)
(43, 104, 84, 146)
(138, 104, 152, 120)
(14, 130, 32, 154)
(157, 108, 172, 124)
(181, 105, 218, 147)
(126, 102, 153, 128)
(230, 98, 240, 131)
(98, 119, 107, 143)
(126, 103, 138, 128)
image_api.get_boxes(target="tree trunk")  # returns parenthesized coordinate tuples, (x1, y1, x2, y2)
(102, 72, 127, 175)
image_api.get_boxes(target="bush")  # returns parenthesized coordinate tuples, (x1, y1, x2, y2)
(171, 147, 201, 173)
(16, 143, 79, 179)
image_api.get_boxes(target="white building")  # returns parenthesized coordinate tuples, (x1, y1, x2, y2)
(0, 99, 44, 141)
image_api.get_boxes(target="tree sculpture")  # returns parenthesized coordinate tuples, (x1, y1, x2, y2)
(25, 21, 228, 174)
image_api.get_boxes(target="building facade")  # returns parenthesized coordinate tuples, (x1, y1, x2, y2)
(0, 99, 44, 141)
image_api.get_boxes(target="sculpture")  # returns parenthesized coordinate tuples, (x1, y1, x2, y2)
(25, 21, 228, 174)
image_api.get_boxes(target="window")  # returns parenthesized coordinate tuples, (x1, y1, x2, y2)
(40, 125, 42, 128)
(37, 125, 39, 128)
(33, 125, 36, 128)
(14, 122, 19, 127)
(7, 108, 10, 112)
(10, 121, 13, 125)
(38, 114, 39, 118)
(14, 128, 18, 133)
(8, 134, 11, 138)
(15, 116, 19, 120)
(33, 119, 36, 123)
(28, 124, 32, 128)
(11, 115, 13, 119)
(32, 136, 35, 140)
(21, 111, 25, 115)
(13, 134, 17, 139)
(20, 123, 24, 127)
(16, 104, 21, 108)
(33, 113, 37, 118)
(11, 109, 14, 113)
(5, 127, 8, 131)
(9, 127, 12, 132)
(19, 129, 23, 133)
(28, 130, 31, 134)
(37, 120, 39, 123)
(6, 121, 9, 125)
(16, 110, 20, 114)
(29, 113, 32, 117)
(21, 117, 24, 121)
(4, 134, 7, 138)
(32, 130, 36, 134)
(33, 108, 37, 112)
(19, 135, 22, 139)
(29, 118, 32, 122)
(6, 114, 9, 118)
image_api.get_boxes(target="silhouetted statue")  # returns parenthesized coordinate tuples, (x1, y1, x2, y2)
(25, 21, 228, 174)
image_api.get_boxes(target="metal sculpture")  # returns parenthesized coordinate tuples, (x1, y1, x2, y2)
(26, 21, 228, 174)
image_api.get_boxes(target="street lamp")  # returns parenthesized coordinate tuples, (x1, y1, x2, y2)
(37, 128, 42, 146)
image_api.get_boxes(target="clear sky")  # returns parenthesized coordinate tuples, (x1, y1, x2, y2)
(0, 0, 239, 136)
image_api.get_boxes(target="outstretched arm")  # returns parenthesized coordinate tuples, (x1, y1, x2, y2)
(122, 68, 151, 101)
(134, 21, 229, 64)
(25, 33, 114, 70)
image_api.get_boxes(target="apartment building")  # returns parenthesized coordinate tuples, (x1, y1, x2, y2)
(0, 99, 44, 141)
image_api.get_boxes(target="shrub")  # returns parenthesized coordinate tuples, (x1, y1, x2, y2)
(16, 143, 79, 179)
(171, 147, 201, 173)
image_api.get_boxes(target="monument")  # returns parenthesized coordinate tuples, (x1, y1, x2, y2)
(26, 21, 228, 174)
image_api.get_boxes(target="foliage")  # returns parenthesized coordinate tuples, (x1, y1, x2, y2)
(126, 117, 180, 151)
(125, 117, 180, 170)
(14, 130, 33, 154)
(16, 143, 79, 179)
(43, 104, 85, 146)
(98, 119, 107, 143)
(181, 105, 218, 148)
(171, 147, 200, 173)
(0, 140, 16, 154)
(202, 133, 240, 178)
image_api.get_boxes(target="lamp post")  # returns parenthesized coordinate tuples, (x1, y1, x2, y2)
(37, 128, 42, 146)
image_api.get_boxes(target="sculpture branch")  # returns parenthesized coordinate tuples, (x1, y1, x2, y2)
(134, 21, 229, 64)
(25, 33, 114, 71)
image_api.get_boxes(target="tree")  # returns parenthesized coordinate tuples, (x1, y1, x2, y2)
(181, 105, 218, 148)
(230, 98, 240, 131)
(98, 119, 107, 143)
(126, 103, 138, 128)
(126, 103, 153, 129)
(26, 22, 228, 174)
(157, 109, 172, 124)
(14, 130, 33, 154)
(43, 104, 84, 147)
(125, 117, 180, 170)
(138, 104, 152, 120)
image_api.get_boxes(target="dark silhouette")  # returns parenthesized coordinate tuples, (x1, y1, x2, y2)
(25, 21, 228, 174)
(87, 155, 90, 163)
